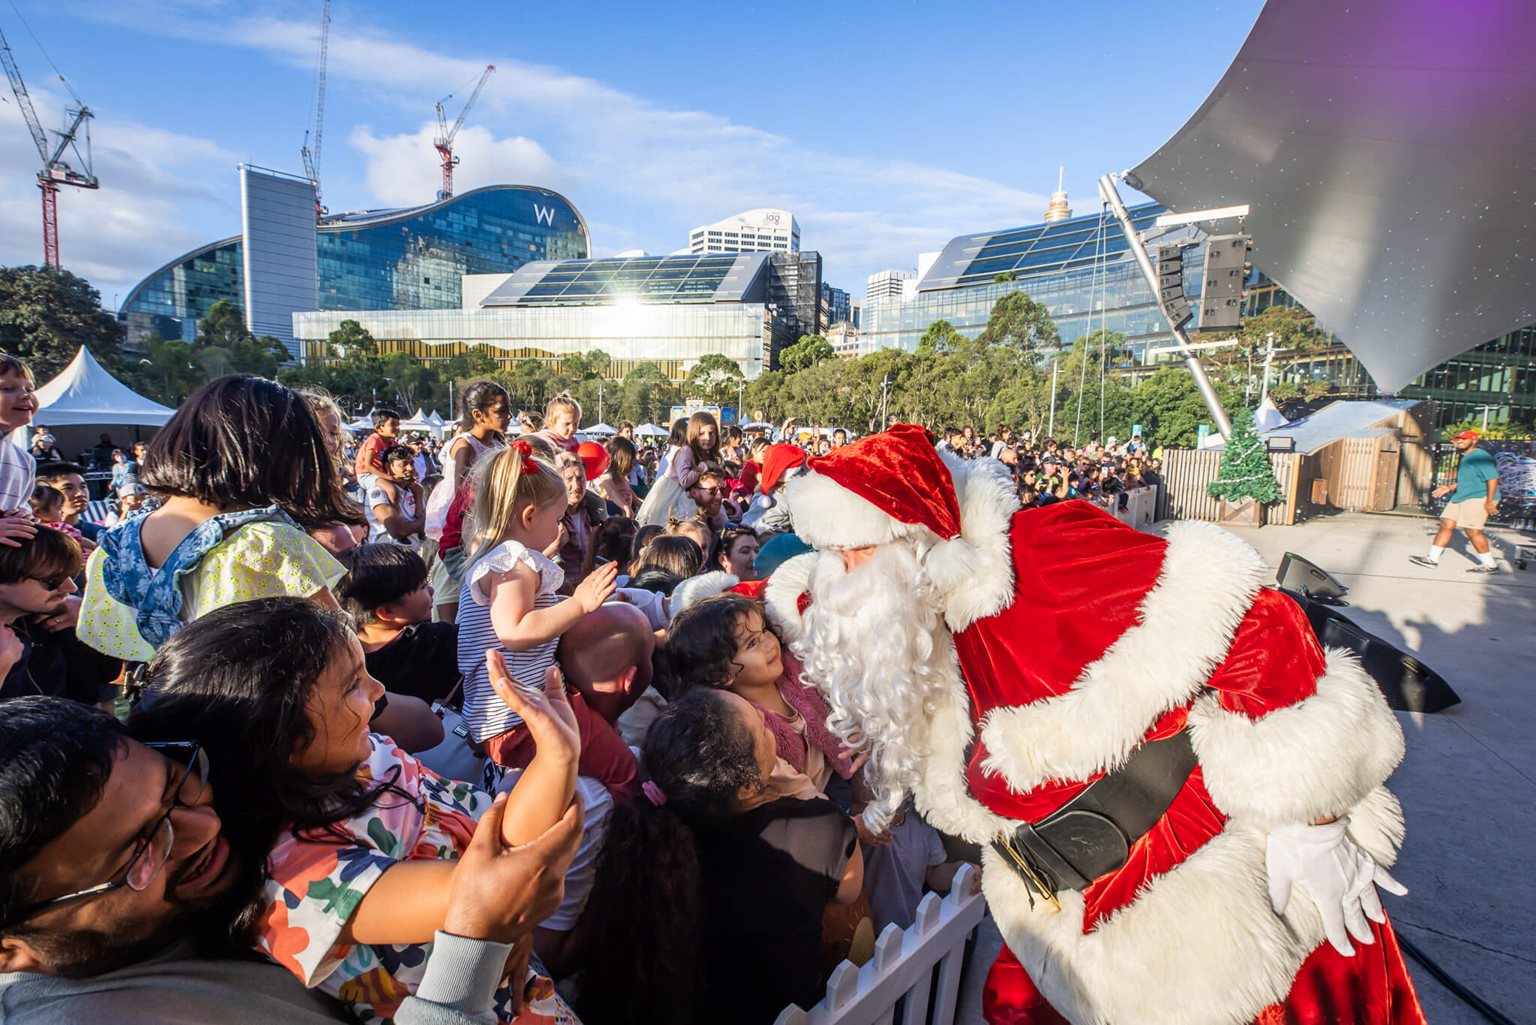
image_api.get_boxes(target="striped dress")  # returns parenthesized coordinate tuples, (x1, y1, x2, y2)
(456, 540, 565, 744)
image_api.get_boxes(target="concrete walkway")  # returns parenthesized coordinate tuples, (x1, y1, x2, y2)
(953, 510, 1534, 1024)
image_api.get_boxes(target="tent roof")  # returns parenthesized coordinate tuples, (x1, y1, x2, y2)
(583, 422, 617, 435)
(634, 423, 669, 437)
(1131, 0, 1536, 393)
(34, 347, 176, 427)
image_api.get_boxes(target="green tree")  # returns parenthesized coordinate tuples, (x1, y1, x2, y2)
(1206, 411, 1283, 504)
(1129, 367, 1242, 449)
(326, 319, 378, 357)
(617, 362, 679, 426)
(976, 291, 1059, 358)
(916, 320, 968, 356)
(683, 353, 745, 407)
(0, 265, 126, 379)
(195, 300, 251, 350)
(993, 271, 1018, 284)
(780, 334, 835, 374)
(126, 335, 202, 406)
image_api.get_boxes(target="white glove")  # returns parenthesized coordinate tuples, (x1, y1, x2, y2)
(1266, 818, 1409, 957)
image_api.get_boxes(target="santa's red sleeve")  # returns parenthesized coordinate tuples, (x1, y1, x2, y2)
(1187, 587, 1406, 831)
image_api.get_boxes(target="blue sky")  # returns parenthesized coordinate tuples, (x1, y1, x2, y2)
(0, 0, 1265, 309)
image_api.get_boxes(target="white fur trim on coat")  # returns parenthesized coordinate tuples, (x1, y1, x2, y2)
(926, 451, 1019, 630)
(979, 521, 1268, 794)
(1188, 647, 1407, 828)
(762, 552, 817, 647)
(669, 571, 739, 621)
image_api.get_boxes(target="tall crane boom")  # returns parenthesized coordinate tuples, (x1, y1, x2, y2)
(299, 0, 330, 217)
(1, 25, 98, 270)
(433, 64, 495, 201)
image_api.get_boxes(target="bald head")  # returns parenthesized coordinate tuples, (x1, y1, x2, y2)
(559, 602, 656, 722)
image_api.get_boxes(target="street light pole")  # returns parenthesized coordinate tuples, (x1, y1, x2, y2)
(1258, 332, 1276, 408)
(1098, 173, 1234, 438)
(1048, 360, 1059, 437)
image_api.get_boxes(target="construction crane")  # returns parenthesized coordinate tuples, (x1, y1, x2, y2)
(299, 0, 330, 218)
(1, 24, 98, 270)
(434, 64, 495, 201)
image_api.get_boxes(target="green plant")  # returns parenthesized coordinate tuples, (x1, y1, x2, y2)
(1206, 412, 1283, 504)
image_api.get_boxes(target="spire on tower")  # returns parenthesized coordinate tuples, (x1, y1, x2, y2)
(1044, 166, 1073, 222)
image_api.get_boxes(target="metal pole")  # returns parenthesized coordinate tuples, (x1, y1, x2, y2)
(1098, 173, 1234, 438)
(1258, 332, 1275, 408)
(1048, 360, 1059, 437)
(880, 374, 890, 425)
(598, 378, 604, 424)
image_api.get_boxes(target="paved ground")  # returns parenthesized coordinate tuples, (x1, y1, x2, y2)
(952, 510, 1534, 1024)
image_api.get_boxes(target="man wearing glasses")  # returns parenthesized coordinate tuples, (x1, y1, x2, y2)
(687, 469, 730, 537)
(0, 696, 582, 1024)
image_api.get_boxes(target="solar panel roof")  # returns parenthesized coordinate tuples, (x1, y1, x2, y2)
(918, 203, 1166, 292)
(481, 252, 768, 307)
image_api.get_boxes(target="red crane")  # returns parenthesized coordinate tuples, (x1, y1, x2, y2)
(434, 64, 495, 201)
(1, 24, 98, 270)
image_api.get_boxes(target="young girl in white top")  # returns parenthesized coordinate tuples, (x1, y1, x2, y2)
(456, 440, 634, 794)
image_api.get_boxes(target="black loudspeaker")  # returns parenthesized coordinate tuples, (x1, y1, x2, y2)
(1283, 591, 1462, 714)
(1277, 552, 1350, 603)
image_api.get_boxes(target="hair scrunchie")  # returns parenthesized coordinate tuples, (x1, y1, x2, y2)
(641, 780, 668, 807)
(511, 439, 539, 475)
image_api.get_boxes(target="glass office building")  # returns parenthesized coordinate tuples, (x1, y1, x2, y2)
(862, 203, 1214, 360)
(121, 184, 589, 345)
(294, 251, 823, 381)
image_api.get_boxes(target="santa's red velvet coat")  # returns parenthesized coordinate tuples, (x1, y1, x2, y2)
(765, 449, 1425, 1025)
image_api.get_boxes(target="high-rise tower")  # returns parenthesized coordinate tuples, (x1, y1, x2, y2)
(1044, 166, 1073, 223)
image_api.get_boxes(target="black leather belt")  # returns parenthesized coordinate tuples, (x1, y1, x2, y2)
(989, 729, 1198, 910)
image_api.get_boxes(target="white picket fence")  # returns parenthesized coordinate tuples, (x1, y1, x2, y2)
(775, 864, 987, 1025)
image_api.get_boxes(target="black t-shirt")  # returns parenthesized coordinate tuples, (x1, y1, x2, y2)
(695, 797, 856, 1023)
(363, 622, 461, 706)
(0, 619, 121, 705)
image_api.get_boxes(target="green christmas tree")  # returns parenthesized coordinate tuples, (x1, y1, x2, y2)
(1206, 411, 1283, 504)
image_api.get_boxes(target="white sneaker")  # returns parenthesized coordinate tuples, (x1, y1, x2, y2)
(1466, 563, 1498, 574)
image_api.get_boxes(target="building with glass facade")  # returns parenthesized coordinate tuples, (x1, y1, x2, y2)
(859, 201, 1534, 426)
(121, 184, 589, 350)
(294, 250, 823, 381)
(688, 208, 799, 254)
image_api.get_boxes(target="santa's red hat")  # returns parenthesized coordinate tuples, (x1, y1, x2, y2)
(759, 443, 807, 494)
(782, 423, 1020, 628)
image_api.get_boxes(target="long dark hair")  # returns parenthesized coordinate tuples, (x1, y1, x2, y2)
(127, 597, 407, 939)
(141, 375, 358, 528)
(575, 689, 760, 1025)
(458, 379, 510, 436)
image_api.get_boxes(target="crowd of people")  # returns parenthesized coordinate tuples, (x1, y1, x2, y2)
(0, 352, 1169, 1025)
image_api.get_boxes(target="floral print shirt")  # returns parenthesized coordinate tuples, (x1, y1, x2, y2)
(258, 734, 578, 1025)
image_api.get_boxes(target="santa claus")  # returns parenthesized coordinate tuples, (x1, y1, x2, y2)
(762, 424, 1424, 1025)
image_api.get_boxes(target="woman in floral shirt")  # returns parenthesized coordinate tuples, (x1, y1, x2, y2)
(129, 597, 581, 1025)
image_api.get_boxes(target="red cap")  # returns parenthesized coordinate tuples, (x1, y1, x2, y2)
(759, 443, 807, 494)
(798, 423, 962, 543)
(576, 440, 610, 480)
(1450, 429, 1479, 442)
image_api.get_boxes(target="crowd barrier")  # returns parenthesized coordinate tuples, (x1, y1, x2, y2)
(1107, 485, 1158, 531)
(775, 864, 987, 1025)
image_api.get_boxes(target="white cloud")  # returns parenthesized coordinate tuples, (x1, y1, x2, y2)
(347, 123, 563, 208)
(74, 2, 1049, 289)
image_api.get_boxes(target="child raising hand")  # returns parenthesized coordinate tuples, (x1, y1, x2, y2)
(457, 440, 638, 797)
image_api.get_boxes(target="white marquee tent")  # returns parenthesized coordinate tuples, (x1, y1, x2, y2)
(33, 346, 175, 428)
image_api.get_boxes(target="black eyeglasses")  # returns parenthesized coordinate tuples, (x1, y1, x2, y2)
(14, 742, 208, 920)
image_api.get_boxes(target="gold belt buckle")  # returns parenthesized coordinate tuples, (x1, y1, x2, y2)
(996, 831, 1062, 912)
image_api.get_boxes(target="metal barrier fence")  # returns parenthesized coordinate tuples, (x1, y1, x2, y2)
(775, 864, 986, 1025)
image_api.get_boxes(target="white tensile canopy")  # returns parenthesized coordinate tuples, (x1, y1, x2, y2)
(582, 422, 617, 436)
(1131, 0, 1536, 393)
(634, 423, 670, 437)
(32, 346, 175, 428)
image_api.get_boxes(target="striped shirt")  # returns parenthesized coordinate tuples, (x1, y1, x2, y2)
(0, 431, 37, 514)
(456, 540, 565, 743)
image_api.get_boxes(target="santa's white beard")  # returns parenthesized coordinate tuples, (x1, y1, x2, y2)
(799, 539, 953, 831)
